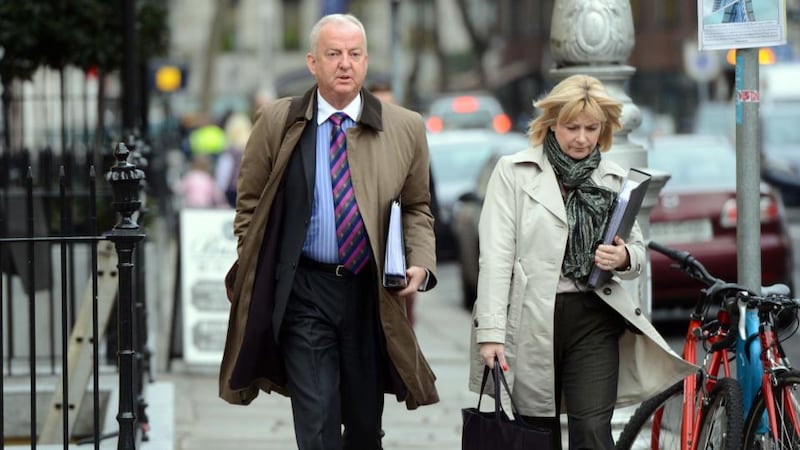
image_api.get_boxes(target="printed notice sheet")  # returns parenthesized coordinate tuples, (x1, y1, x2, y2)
(698, 0, 787, 51)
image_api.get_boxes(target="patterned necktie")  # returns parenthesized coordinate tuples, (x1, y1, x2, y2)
(329, 112, 369, 273)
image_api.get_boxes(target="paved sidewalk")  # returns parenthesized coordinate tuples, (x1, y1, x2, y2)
(159, 263, 634, 449)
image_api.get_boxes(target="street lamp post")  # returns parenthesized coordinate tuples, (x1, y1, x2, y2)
(549, 0, 662, 315)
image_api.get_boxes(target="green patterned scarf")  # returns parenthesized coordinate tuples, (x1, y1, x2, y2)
(543, 131, 616, 282)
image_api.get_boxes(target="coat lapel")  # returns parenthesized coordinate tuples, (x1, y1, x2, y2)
(299, 109, 317, 208)
(515, 148, 568, 225)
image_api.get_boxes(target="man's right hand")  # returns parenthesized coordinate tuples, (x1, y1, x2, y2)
(479, 342, 508, 371)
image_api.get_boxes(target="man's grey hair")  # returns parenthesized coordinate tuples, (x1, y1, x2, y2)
(308, 14, 368, 56)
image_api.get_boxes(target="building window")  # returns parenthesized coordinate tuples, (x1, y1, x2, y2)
(631, 0, 643, 29)
(509, 0, 542, 38)
(656, 0, 679, 29)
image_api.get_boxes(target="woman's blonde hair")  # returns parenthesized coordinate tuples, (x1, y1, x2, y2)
(528, 74, 622, 151)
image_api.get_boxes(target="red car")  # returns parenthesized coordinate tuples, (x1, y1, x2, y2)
(648, 134, 795, 309)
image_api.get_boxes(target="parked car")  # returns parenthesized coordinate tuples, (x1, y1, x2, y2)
(692, 100, 800, 206)
(648, 134, 794, 308)
(760, 102, 800, 206)
(428, 130, 528, 262)
(450, 152, 503, 308)
(692, 101, 735, 141)
(425, 92, 512, 134)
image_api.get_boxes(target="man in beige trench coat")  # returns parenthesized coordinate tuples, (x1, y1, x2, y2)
(219, 13, 438, 450)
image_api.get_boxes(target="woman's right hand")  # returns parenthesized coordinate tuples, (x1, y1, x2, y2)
(479, 343, 508, 371)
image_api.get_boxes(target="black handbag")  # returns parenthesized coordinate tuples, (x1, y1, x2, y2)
(462, 363, 554, 450)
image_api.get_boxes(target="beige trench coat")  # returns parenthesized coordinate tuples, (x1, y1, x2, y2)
(219, 87, 439, 408)
(468, 145, 697, 417)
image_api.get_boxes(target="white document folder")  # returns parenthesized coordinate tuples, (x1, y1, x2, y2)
(383, 198, 408, 289)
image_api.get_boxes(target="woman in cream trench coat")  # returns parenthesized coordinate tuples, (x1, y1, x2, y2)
(468, 145, 696, 415)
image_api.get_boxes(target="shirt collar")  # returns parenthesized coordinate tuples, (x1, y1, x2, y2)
(316, 91, 362, 125)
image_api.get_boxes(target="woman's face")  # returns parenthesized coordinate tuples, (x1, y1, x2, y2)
(553, 111, 602, 160)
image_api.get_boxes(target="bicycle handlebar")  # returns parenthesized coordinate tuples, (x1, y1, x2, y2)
(735, 291, 800, 339)
(649, 240, 797, 343)
(649, 240, 756, 350)
(647, 240, 723, 289)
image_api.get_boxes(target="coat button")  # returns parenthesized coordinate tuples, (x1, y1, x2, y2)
(603, 287, 612, 295)
(473, 319, 479, 327)
(635, 308, 642, 316)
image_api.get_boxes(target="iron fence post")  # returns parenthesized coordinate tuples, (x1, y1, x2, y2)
(105, 141, 145, 450)
(128, 134, 152, 440)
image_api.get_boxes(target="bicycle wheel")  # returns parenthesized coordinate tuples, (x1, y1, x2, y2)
(616, 378, 743, 450)
(616, 381, 683, 450)
(742, 370, 800, 450)
(695, 377, 744, 450)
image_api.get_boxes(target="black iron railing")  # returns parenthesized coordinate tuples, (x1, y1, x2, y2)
(0, 138, 151, 449)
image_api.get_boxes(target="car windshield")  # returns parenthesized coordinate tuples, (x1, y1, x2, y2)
(430, 143, 493, 185)
(428, 134, 527, 203)
(649, 138, 737, 190)
(693, 102, 734, 137)
(439, 110, 495, 129)
(762, 108, 800, 156)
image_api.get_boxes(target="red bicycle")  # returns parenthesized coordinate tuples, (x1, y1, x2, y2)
(616, 241, 747, 450)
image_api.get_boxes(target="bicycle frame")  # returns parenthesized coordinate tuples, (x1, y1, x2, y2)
(749, 303, 800, 442)
(738, 310, 763, 431)
(679, 308, 734, 450)
(623, 241, 747, 450)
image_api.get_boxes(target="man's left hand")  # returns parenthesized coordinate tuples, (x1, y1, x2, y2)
(396, 265, 427, 299)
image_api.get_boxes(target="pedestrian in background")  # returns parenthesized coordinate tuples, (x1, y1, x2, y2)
(469, 74, 694, 449)
(368, 80, 395, 103)
(219, 13, 439, 450)
(172, 155, 229, 209)
(215, 112, 252, 207)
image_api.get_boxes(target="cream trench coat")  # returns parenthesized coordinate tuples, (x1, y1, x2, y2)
(468, 145, 697, 417)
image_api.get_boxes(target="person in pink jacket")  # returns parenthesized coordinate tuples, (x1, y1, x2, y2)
(173, 155, 229, 209)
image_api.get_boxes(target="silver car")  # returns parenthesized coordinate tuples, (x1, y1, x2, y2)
(438, 131, 529, 307)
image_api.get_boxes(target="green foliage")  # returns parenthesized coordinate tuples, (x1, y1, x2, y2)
(0, 2, 44, 82)
(0, 0, 169, 83)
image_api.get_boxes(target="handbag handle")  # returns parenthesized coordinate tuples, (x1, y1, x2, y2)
(476, 358, 523, 419)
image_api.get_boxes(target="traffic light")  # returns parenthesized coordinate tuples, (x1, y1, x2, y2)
(149, 61, 188, 93)
(725, 48, 777, 66)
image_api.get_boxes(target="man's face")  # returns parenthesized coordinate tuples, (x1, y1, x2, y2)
(306, 22, 368, 109)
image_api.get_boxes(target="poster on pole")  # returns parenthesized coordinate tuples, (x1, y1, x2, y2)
(698, 0, 787, 51)
(179, 208, 237, 364)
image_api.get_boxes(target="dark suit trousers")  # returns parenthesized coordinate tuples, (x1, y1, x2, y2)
(523, 292, 625, 450)
(280, 263, 384, 450)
